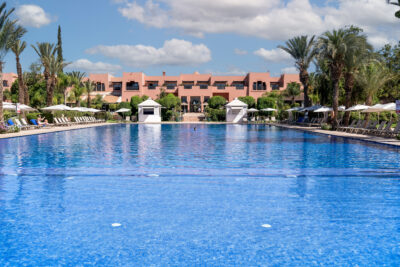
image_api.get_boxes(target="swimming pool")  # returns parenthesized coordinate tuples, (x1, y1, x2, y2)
(0, 124, 399, 265)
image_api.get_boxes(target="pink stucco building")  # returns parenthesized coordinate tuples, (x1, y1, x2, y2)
(88, 71, 301, 112)
(2, 73, 17, 92)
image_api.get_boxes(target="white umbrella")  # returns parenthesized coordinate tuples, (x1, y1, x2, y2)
(247, 108, 259, 112)
(3, 102, 16, 110)
(361, 104, 386, 113)
(88, 108, 100, 113)
(286, 107, 302, 112)
(115, 108, 131, 113)
(299, 105, 323, 112)
(41, 104, 72, 111)
(345, 104, 370, 111)
(19, 104, 37, 112)
(382, 102, 396, 111)
(314, 106, 346, 113)
(262, 108, 277, 112)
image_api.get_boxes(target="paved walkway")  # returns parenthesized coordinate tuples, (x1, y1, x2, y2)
(0, 123, 112, 139)
(270, 123, 400, 147)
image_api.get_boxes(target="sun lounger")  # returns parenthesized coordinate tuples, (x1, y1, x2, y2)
(357, 121, 378, 135)
(367, 121, 386, 135)
(386, 122, 400, 138)
(347, 120, 364, 133)
(338, 119, 357, 131)
(14, 119, 30, 130)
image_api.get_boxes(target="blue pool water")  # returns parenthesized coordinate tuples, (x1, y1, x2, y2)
(1, 124, 400, 266)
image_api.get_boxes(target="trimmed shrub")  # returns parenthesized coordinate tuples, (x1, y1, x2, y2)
(238, 96, 256, 108)
(209, 96, 226, 109)
(206, 108, 226, 121)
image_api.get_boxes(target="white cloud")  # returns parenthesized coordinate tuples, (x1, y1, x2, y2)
(281, 66, 298, 74)
(86, 39, 211, 67)
(116, 0, 399, 47)
(208, 66, 248, 76)
(15, 5, 52, 28)
(67, 59, 122, 74)
(234, 48, 248, 55)
(254, 48, 292, 63)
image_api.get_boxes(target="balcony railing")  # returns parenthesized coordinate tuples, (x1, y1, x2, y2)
(216, 84, 226, 90)
(126, 85, 139, 90)
(147, 85, 157, 89)
(234, 84, 244, 89)
(199, 85, 208, 89)
(184, 85, 193, 89)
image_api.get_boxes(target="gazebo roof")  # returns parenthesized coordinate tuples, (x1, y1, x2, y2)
(138, 98, 161, 107)
(226, 98, 248, 107)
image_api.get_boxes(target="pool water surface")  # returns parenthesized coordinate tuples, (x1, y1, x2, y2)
(0, 124, 400, 265)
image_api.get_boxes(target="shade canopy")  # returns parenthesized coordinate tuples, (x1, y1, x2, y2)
(361, 104, 386, 113)
(382, 102, 396, 111)
(115, 108, 131, 113)
(226, 98, 248, 107)
(3, 102, 16, 110)
(299, 105, 323, 112)
(345, 104, 370, 111)
(261, 108, 277, 112)
(138, 98, 161, 107)
(41, 104, 72, 111)
(247, 108, 259, 112)
(286, 107, 302, 112)
(19, 104, 37, 111)
(314, 105, 346, 113)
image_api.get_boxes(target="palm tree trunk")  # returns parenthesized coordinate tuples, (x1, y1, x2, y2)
(364, 95, 373, 125)
(343, 72, 354, 126)
(87, 93, 91, 108)
(300, 69, 311, 107)
(24, 85, 29, 105)
(44, 69, 52, 106)
(0, 62, 3, 123)
(332, 76, 340, 130)
(16, 55, 25, 104)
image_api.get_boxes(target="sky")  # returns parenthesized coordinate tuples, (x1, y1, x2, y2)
(4, 0, 400, 77)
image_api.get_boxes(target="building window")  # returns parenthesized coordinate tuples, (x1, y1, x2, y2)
(147, 82, 158, 89)
(253, 81, 266, 90)
(270, 83, 280, 90)
(126, 81, 139, 90)
(143, 108, 154, 115)
(181, 96, 187, 103)
(199, 85, 208, 89)
(215, 82, 226, 89)
(165, 82, 177, 89)
(3, 80, 8, 87)
(95, 82, 105, 91)
(233, 82, 244, 90)
(113, 82, 122, 91)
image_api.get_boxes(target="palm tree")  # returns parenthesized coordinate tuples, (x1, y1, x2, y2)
(11, 39, 28, 104)
(318, 29, 357, 130)
(356, 62, 393, 121)
(84, 80, 95, 108)
(48, 55, 69, 105)
(0, 3, 25, 122)
(57, 72, 72, 105)
(68, 71, 86, 106)
(279, 35, 317, 107)
(31, 42, 57, 106)
(342, 27, 373, 126)
(387, 0, 400, 18)
(284, 82, 301, 105)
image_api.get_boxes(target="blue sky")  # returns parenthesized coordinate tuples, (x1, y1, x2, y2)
(4, 0, 399, 77)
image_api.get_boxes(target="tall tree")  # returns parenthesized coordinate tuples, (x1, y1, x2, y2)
(57, 25, 64, 69)
(342, 27, 372, 126)
(387, 0, 400, 18)
(318, 29, 357, 130)
(31, 42, 57, 106)
(279, 35, 317, 107)
(0, 3, 25, 122)
(67, 71, 86, 106)
(84, 80, 95, 108)
(356, 62, 393, 122)
(11, 39, 28, 104)
(284, 82, 301, 105)
(48, 55, 69, 105)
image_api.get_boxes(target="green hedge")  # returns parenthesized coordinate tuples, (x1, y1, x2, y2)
(206, 108, 226, 121)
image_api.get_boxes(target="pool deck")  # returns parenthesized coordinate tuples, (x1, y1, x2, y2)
(270, 123, 400, 147)
(0, 123, 112, 139)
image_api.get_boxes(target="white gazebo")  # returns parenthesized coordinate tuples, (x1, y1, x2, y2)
(226, 98, 248, 123)
(138, 98, 162, 123)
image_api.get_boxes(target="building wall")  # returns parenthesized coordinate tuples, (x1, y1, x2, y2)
(3, 73, 17, 91)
